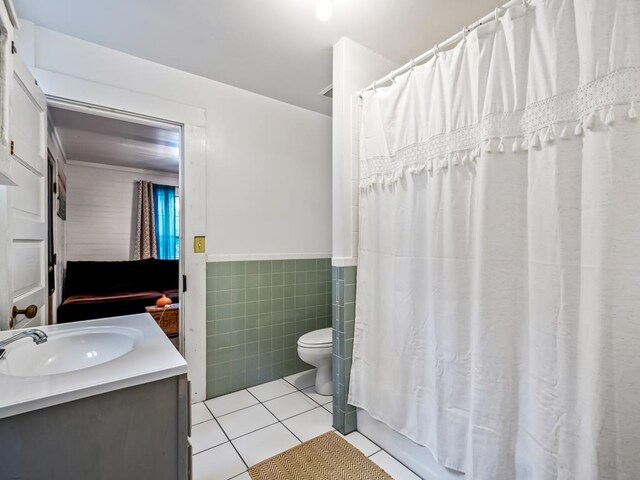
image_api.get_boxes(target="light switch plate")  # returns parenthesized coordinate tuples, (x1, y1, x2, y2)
(193, 236, 206, 253)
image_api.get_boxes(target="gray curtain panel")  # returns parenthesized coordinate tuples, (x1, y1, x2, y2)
(133, 180, 157, 260)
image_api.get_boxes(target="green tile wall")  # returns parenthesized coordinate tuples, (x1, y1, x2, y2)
(206, 259, 332, 398)
(332, 266, 357, 434)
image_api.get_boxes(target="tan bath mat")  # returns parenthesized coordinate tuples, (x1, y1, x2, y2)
(247, 431, 393, 480)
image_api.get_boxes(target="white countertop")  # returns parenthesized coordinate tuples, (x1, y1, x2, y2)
(0, 313, 188, 419)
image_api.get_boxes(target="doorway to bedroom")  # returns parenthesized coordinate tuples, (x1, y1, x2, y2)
(47, 98, 185, 351)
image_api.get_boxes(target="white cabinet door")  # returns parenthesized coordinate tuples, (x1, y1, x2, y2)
(0, 3, 17, 185)
(0, 55, 47, 329)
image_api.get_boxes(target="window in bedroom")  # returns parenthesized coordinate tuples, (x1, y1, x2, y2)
(153, 184, 179, 260)
(175, 191, 180, 258)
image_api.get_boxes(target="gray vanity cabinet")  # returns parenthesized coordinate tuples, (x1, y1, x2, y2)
(0, 374, 191, 480)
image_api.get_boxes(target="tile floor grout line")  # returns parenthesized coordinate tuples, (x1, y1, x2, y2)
(245, 388, 261, 403)
(262, 391, 317, 411)
(201, 400, 250, 470)
(232, 420, 302, 471)
(215, 401, 275, 423)
(209, 373, 324, 414)
(189, 440, 228, 457)
(193, 375, 420, 480)
(191, 418, 210, 427)
(268, 385, 319, 405)
(218, 428, 250, 469)
(371, 450, 423, 479)
(275, 404, 331, 424)
(245, 386, 299, 405)
(251, 389, 333, 445)
(281, 376, 298, 388)
(299, 390, 332, 407)
(198, 389, 330, 440)
(278, 417, 305, 444)
(281, 371, 315, 390)
(204, 388, 259, 418)
(200, 401, 219, 425)
(220, 417, 281, 443)
(205, 391, 295, 442)
(229, 472, 249, 480)
(336, 427, 385, 459)
(251, 389, 319, 407)
(276, 377, 333, 409)
(265, 403, 318, 423)
(289, 374, 333, 406)
(280, 391, 381, 456)
(367, 448, 382, 458)
(189, 419, 360, 474)
(255, 392, 332, 425)
(359, 434, 384, 457)
(193, 372, 419, 480)
(227, 439, 250, 471)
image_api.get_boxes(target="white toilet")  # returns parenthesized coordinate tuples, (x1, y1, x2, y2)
(297, 327, 333, 395)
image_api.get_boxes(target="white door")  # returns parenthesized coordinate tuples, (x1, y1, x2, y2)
(0, 56, 48, 330)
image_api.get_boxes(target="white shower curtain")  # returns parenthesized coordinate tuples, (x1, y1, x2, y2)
(348, 1, 640, 479)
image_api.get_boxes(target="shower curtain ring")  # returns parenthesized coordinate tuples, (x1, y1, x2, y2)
(433, 43, 440, 58)
(462, 26, 468, 41)
(495, 7, 503, 22)
(372, 81, 378, 93)
(409, 59, 415, 72)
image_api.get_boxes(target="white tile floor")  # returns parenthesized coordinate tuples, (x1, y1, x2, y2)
(191, 369, 421, 480)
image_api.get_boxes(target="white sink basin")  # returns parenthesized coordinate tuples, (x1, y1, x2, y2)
(0, 314, 187, 420)
(0, 326, 140, 377)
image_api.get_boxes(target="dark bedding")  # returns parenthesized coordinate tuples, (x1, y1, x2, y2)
(57, 259, 179, 323)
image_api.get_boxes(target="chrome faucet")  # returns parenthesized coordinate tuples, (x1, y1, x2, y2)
(0, 329, 48, 360)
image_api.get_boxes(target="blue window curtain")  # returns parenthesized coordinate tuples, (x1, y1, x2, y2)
(153, 184, 178, 260)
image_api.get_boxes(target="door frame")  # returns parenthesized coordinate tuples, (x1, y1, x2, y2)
(46, 150, 55, 324)
(36, 70, 208, 402)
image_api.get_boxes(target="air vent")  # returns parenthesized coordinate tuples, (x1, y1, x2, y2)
(319, 84, 333, 99)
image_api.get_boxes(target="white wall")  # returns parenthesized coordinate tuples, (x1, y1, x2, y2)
(332, 38, 397, 266)
(18, 22, 332, 261)
(64, 161, 178, 261)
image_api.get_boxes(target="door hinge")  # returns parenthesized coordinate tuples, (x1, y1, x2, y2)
(11, 41, 16, 54)
(182, 274, 187, 293)
(10, 140, 14, 156)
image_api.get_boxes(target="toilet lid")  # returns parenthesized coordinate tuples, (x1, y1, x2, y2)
(297, 328, 332, 348)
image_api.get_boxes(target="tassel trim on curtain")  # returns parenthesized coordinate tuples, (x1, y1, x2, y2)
(360, 67, 640, 191)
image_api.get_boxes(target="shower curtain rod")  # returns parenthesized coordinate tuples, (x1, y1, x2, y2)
(359, 0, 528, 97)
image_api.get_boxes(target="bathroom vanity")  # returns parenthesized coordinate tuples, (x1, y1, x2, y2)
(0, 314, 190, 480)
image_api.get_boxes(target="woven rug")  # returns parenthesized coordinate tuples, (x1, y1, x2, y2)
(247, 431, 393, 480)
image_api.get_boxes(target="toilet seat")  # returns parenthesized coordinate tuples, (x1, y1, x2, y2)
(297, 327, 332, 348)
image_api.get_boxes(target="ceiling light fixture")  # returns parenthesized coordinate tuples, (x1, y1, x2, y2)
(316, 0, 332, 22)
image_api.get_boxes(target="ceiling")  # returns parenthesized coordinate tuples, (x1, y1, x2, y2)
(50, 107, 181, 173)
(16, 0, 504, 115)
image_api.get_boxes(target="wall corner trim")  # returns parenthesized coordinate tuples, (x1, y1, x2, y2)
(206, 253, 331, 263)
(331, 257, 357, 267)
